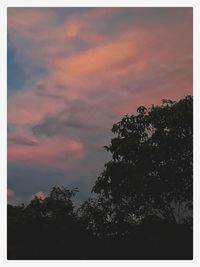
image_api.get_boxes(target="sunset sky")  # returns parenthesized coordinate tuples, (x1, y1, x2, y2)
(7, 7, 193, 204)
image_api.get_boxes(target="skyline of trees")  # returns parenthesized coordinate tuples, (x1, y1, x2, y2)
(8, 95, 193, 260)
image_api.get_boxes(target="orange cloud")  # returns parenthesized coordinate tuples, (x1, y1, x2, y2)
(8, 8, 192, 140)
(8, 19, 192, 127)
(56, 41, 136, 75)
(64, 22, 80, 38)
(50, 31, 148, 97)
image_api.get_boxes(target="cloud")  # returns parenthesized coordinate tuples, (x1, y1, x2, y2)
(32, 116, 103, 137)
(7, 188, 23, 205)
(7, 188, 15, 199)
(32, 99, 110, 137)
(8, 8, 192, 127)
(35, 191, 46, 200)
(8, 88, 67, 124)
(8, 135, 38, 146)
(35, 83, 65, 99)
(65, 22, 80, 38)
(8, 135, 85, 168)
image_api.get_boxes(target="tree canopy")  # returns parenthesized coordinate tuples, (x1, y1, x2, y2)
(93, 96, 193, 225)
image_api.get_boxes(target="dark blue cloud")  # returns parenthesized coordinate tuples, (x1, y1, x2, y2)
(7, 44, 48, 97)
(7, 46, 27, 91)
(7, 146, 111, 206)
(7, 163, 66, 203)
(102, 7, 188, 36)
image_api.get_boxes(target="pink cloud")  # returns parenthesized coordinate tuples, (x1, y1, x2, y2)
(35, 191, 46, 201)
(8, 88, 67, 124)
(8, 8, 49, 30)
(8, 19, 192, 135)
(7, 188, 15, 199)
(7, 8, 192, 171)
(8, 135, 85, 168)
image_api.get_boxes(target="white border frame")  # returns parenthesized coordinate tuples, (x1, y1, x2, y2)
(1, 1, 200, 266)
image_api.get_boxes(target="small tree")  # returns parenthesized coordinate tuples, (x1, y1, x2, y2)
(42, 186, 78, 220)
(93, 96, 193, 225)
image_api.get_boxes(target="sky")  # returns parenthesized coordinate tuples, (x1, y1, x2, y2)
(7, 7, 193, 205)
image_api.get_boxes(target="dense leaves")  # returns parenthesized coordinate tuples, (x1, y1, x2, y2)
(93, 96, 193, 224)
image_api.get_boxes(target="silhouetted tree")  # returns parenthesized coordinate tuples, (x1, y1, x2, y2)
(43, 186, 78, 220)
(78, 197, 115, 237)
(7, 96, 193, 260)
(7, 186, 80, 259)
(93, 96, 193, 225)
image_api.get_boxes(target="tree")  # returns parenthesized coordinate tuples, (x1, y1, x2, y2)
(24, 186, 78, 221)
(42, 186, 78, 221)
(7, 96, 193, 260)
(93, 96, 193, 225)
(7, 186, 80, 259)
(78, 197, 119, 238)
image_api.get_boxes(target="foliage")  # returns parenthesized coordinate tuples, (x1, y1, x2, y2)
(93, 96, 193, 224)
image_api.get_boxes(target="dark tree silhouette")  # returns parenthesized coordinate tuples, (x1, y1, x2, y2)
(93, 96, 193, 225)
(7, 96, 193, 260)
(78, 197, 116, 237)
(7, 186, 82, 259)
